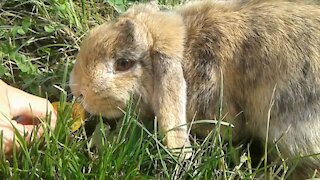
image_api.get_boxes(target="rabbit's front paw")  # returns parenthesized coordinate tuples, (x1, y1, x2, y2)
(165, 130, 192, 160)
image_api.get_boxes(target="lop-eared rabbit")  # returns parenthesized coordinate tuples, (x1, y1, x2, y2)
(70, 0, 320, 177)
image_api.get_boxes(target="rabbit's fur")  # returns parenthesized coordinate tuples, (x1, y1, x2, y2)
(70, 0, 320, 177)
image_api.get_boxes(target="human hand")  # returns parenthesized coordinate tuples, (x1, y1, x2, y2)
(0, 80, 57, 154)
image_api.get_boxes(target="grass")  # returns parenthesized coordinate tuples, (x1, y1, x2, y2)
(0, 0, 312, 179)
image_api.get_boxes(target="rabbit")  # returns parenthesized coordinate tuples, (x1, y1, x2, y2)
(69, 0, 320, 177)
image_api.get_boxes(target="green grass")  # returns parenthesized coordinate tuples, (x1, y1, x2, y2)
(0, 0, 309, 179)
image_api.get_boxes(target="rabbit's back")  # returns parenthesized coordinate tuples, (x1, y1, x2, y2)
(179, 1, 320, 176)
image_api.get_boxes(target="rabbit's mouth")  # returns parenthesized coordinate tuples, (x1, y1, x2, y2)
(82, 97, 125, 119)
(84, 111, 119, 136)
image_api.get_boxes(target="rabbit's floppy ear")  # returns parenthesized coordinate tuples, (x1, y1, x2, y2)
(119, 7, 191, 151)
(146, 12, 191, 151)
(151, 51, 191, 150)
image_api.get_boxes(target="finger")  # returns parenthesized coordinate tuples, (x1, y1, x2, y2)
(6, 86, 57, 129)
(14, 115, 40, 125)
(0, 80, 12, 120)
(2, 119, 43, 138)
(0, 120, 43, 154)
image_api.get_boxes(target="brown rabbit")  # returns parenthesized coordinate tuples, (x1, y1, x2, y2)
(70, 0, 320, 177)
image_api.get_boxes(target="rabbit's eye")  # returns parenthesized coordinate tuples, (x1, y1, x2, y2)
(115, 58, 135, 71)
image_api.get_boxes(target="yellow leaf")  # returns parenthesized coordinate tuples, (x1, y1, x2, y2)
(52, 101, 85, 132)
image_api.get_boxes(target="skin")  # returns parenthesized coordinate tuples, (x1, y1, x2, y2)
(70, 0, 320, 177)
(0, 80, 56, 154)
